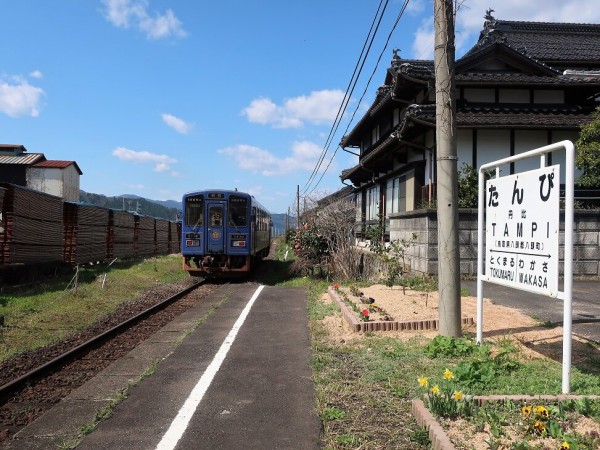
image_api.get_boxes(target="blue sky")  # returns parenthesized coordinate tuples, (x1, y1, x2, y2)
(2, 0, 600, 214)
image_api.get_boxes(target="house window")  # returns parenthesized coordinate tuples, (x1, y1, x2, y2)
(533, 90, 564, 104)
(499, 89, 529, 103)
(355, 193, 362, 221)
(386, 175, 407, 214)
(371, 125, 380, 145)
(393, 108, 400, 126)
(361, 138, 369, 155)
(366, 186, 380, 221)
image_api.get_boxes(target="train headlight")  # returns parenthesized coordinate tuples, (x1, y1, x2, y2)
(186, 239, 200, 247)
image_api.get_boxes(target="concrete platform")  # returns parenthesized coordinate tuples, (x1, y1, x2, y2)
(7, 283, 321, 450)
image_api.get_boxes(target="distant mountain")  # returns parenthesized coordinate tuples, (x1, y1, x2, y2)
(120, 194, 181, 211)
(271, 213, 296, 236)
(79, 191, 180, 221)
(79, 191, 297, 230)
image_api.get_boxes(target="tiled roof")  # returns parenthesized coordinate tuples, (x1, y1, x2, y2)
(470, 17, 600, 66)
(396, 60, 600, 86)
(404, 103, 592, 129)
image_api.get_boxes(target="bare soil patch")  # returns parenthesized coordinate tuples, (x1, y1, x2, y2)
(325, 284, 597, 365)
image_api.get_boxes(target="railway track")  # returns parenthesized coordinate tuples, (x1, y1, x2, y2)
(0, 278, 221, 446)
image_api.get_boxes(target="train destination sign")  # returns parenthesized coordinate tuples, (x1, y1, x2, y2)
(485, 164, 560, 297)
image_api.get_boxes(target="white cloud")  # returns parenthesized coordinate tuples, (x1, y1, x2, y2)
(102, 0, 186, 39)
(112, 146, 178, 173)
(29, 70, 43, 79)
(161, 113, 192, 134)
(412, 18, 435, 60)
(410, 0, 600, 60)
(405, 0, 427, 16)
(0, 77, 45, 117)
(218, 140, 329, 177)
(242, 98, 281, 125)
(242, 89, 345, 129)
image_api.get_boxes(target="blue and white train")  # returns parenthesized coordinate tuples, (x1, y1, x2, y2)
(180, 189, 271, 277)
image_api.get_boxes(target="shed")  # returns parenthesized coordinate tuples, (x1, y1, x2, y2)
(27, 160, 83, 202)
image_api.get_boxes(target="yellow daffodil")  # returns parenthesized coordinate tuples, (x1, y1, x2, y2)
(443, 368, 454, 380)
(521, 405, 532, 416)
(431, 385, 440, 395)
(560, 442, 570, 450)
(452, 391, 463, 401)
(418, 377, 429, 387)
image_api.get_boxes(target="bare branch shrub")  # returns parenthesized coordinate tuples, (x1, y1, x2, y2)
(311, 197, 364, 280)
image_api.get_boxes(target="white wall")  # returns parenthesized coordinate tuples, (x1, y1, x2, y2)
(27, 166, 80, 201)
(477, 129, 511, 175)
(457, 128, 473, 170)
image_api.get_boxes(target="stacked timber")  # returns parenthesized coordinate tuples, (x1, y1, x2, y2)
(155, 218, 170, 254)
(0, 183, 64, 264)
(0, 187, 5, 263)
(109, 210, 135, 259)
(169, 221, 181, 254)
(64, 202, 110, 264)
(135, 215, 155, 256)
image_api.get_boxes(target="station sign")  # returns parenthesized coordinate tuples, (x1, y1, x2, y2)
(485, 164, 560, 297)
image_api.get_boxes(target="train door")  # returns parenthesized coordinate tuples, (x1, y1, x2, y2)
(206, 202, 225, 253)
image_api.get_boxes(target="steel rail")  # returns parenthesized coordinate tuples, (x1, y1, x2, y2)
(0, 280, 204, 404)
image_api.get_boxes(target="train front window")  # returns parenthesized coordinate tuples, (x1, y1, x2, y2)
(185, 195, 203, 227)
(228, 195, 248, 227)
(209, 206, 223, 227)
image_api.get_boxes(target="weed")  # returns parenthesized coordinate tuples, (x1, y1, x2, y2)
(321, 406, 347, 420)
(409, 427, 431, 446)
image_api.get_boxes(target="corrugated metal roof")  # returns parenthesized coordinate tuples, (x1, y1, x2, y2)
(33, 160, 83, 175)
(0, 153, 45, 165)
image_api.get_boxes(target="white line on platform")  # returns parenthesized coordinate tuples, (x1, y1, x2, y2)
(155, 284, 265, 450)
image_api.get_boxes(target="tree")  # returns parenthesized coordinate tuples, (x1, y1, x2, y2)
(576, 106, 600, 188)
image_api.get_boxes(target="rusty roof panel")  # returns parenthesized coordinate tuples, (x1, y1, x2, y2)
(33, 160, 83, 175)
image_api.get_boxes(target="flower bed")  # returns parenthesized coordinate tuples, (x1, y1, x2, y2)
(412, 369, 600, 450)
(328, 285, 474, 333)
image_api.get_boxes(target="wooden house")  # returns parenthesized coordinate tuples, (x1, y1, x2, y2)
(341, 12, 600, 241)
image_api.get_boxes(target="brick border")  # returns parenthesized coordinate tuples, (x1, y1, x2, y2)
(327, 287, 474, 333)
(412, 399, 456, 450)
(412, 394, 600, 450)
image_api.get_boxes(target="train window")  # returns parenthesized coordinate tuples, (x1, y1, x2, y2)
(228, 195, 248, 227)
(209, 206, 223, 227)
(185, 195, 203, 227)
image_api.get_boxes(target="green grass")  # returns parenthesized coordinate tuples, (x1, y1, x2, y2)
(295, 276, 600, 449)
(0, 255, 188, 362)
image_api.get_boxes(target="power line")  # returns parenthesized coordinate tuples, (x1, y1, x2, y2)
(300, 0, 390, 196)
(305, 0, 412, 197)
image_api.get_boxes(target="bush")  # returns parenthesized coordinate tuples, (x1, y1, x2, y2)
(293, 224, 329, 264)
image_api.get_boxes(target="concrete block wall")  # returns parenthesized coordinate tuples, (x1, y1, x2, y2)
(389, 209, 600, 277)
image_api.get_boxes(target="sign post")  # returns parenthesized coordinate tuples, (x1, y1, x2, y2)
(476, 141, 575, 393)
(484, 165, 560, 297)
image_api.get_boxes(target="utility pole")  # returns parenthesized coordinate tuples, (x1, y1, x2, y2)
(297, 185, 301, 228)
(434, 0, 461, 337)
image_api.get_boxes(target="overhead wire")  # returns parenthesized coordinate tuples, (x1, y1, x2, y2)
(305, 0, 412, 197)
(300, 0, 390, 196)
